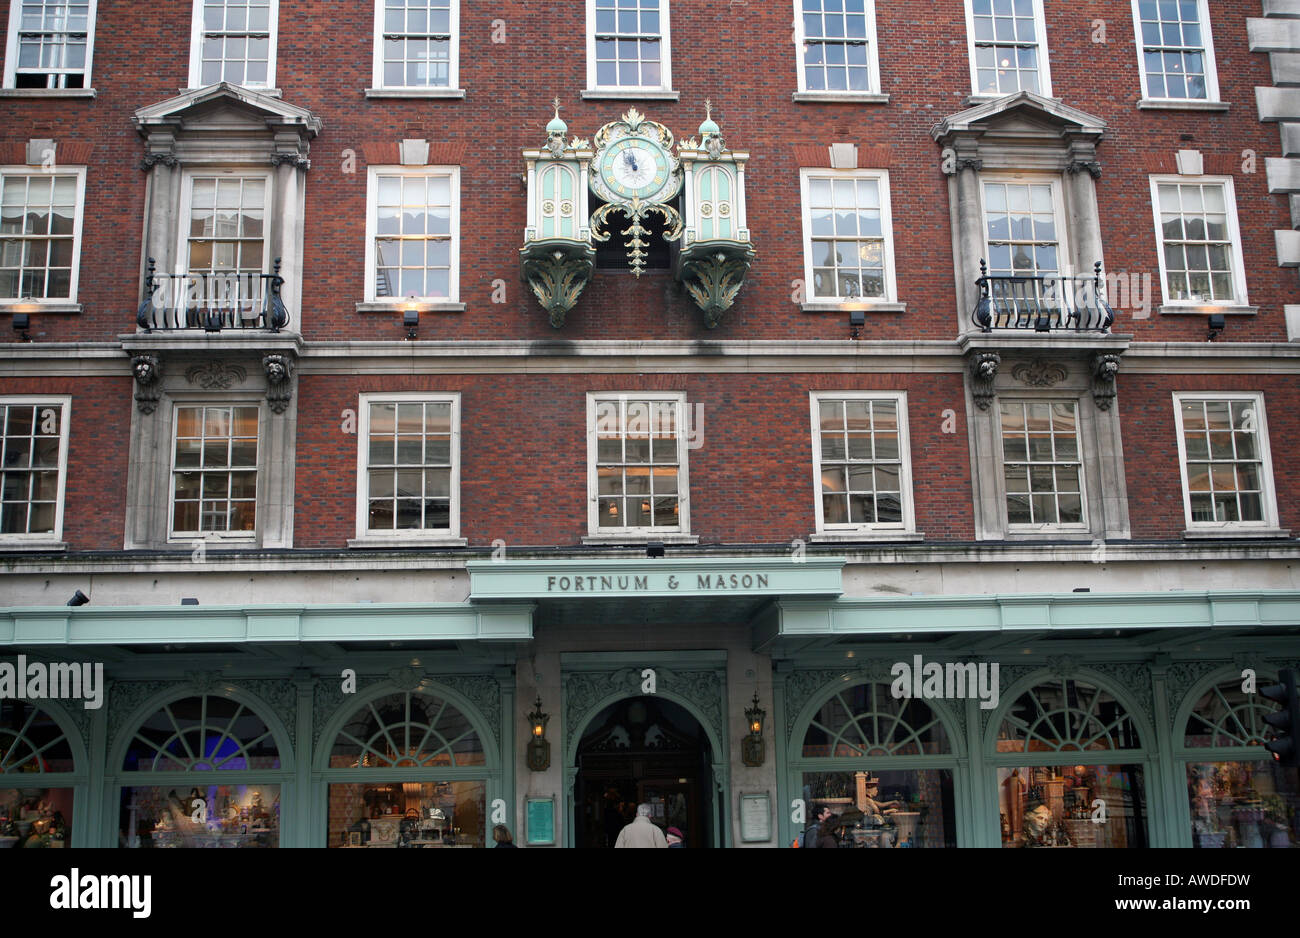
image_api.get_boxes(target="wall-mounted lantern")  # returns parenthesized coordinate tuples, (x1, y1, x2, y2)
(527, 696, 551, 771)
(742, 693, 766, 767)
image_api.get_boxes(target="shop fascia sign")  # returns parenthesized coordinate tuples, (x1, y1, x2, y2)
(467, 558, 844, 601)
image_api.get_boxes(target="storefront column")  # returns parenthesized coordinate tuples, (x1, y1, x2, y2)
(1149, 657, 1179, 848)
(81, 704, 107, 848)
(495, 666, 516, 837)
(772, 662, 792, 848)
(292, 670, 314, 849)
(963, 695, 993, 847)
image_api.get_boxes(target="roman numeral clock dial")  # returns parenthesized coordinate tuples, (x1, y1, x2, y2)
(589, 109, 684, 276)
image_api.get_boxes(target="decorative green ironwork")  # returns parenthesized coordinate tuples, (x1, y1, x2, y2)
(1185, 677, 1281, 747)
(122, 694, 280, 771)
(521, 241, 596, 328)
(330, 691, 483, 768)
(590, 199, 683, 278)
(801, 683, 951, 758)
(0, 701, 75, 773)
(996, 678, 1142, 753)
(677, 242, 755, 327)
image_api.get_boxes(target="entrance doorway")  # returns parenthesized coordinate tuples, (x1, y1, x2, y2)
(573, 696, 714, 848)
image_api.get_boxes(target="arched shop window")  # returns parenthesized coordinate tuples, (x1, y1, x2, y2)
(793, 682, 957, 848)
(117, 693, 287, 848)
(0, 700, 77, 848)
(325, 691, 489, 848)
(1180, 675, 1298, 849)
(992, 677, 1148, 848)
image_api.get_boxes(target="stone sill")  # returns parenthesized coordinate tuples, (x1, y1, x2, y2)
(182, 87, 280, 97)
(808, 531, 924, 543)
(1137, 98, 1229, 111)
(1002, 528, 1094, 541)
(581, 534, 700, 546)
(0, 302, 82, 314)
(1182, 527, 1291, 540)
(119, 332, 302, 354)
(365, 88, 465, 99)
(1159, 304, 1257, 316)
(348, 536, 468, 549)
(0, 541, 68, 552)
(167, 536, 257, 546)
(792, 92, 889, 104)
(0, 88, 95, 98)
(356, 301, 466, 313)
(581, 88, 680, 101)
(801, 302, 906, 314)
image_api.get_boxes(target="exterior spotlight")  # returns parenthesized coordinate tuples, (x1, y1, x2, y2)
(181, 598, 199, 606)
(742, 693, 766, 766)
(404, 309, 419, 339)
(66, 590, 89, 607)
(12, 313, 31, 341)
(526, 696, 550, 771)
(849, 309, 865, 340)
(1207, 313, 1225, 342)
(646, 541, 665, 558)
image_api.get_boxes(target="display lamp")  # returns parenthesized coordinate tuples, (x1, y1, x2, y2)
(527, 696, 551, 771)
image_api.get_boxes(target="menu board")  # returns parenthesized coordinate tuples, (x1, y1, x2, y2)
(526, 797, 554, 846)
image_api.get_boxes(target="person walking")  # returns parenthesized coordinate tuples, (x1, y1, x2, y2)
(666, 826, 685, 848)
(814, 814, 842, 850)
(614, 804, 668, 848)
(800, 803, 833, 848)
(492, 824, 517, 848)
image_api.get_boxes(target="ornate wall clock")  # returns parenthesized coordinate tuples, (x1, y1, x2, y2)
(589, 108, 684, 276)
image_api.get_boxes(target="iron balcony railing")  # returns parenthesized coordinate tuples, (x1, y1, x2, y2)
(972, 260, 1114, 333)
(137, 257, 289, 333)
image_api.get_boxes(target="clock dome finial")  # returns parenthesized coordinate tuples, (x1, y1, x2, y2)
(698, 98, 721, 138)
(546, 97, 568, 136)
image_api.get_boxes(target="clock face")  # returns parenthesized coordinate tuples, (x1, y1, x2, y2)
(598, 136, 673, 202)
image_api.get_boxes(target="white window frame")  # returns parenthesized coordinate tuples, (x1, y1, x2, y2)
(363, 165, 461, 305)
(798, 168, 899, 307)
(978, 172, 1070, 278)
(585, 0, 672, 93)
(586, 391, 690, 537)
(166, 402, 262, 543)
(371, 0, 459, 91)
(0, 165, 87, 307)
(187, 0, 279, 90)
(176, 169, 273, 278)
(1130, 0, 1219, 104)
(809, 391, 915, 535)
(963, 0, 1052, 99)
(1148, 175, 1248, 309)
(998, 397, 1089, 533)
(3, 0, 98, 89)
(0, 396, 70, 547)
(353, 392, 462, 542)
(1171, 392, 1281, 533)
(792, 0, 882, 96)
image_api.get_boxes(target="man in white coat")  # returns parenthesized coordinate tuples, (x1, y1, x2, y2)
(614, 803, 668, 848)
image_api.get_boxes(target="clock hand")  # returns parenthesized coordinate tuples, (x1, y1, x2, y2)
(625, 151, 639, 173)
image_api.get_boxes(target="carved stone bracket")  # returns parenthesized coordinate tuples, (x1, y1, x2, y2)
(1067, 159, 1103, 179)
(521, 242, 596, 328)
(262, 354, 295, 414)
(677, 243, 755, 328)
(185, 361, 247, 390)
(1091, 352, 1121, 411)
(1011, 358, 1068, 387)
(942, 156, 983, 176)
(270, 152, 311, 170)
(969, 351, 1001, 410)
(139, 153, 179, 171)
(131, 354, 163, 414)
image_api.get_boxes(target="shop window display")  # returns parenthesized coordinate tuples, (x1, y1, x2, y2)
(998, 764, 1147, 847)
(802, 770, 955, 848)
(328, 781, 485, 848)
(1, 700, 76, 847)
(119, 784, 279, 848)
(1183, 677, 1299, 848)
(0, 788, 72, 848)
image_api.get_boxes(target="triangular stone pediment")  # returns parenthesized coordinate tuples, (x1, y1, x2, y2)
(931, 90, 1105, 143)
(134, 82, 322, 136)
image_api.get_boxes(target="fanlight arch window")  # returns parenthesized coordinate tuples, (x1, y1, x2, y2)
(802, 682, 951, 758)
(996, 678, 1142, 754)
(1184, 678, 1276, 749)
(537, 163, 579, 240)
(330, 691, 485, 769)
(0, 700, 76, 774)
(694, 164, 734, 241)
(121, 694, 281, 772)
